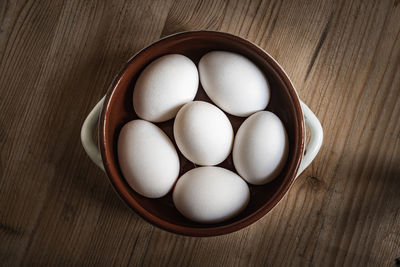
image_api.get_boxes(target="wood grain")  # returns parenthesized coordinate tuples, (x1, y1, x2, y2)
(0, 0, 399, 266)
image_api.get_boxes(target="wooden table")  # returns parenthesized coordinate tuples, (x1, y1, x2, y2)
(1, 0, 399, 266)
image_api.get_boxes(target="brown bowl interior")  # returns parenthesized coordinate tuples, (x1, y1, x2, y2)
(100, 31, 304, 236)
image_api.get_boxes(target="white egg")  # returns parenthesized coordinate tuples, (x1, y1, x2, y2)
(133, 54, 198, 122)
(173, 101, 233, 166)
(173, 167, 250, 223)
(199, 51, 270, 117)
(233, 111, 288, 185)
(118, 120, 180, 198)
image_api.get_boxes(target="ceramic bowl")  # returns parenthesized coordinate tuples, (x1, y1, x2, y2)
(81, 31, 323, 236)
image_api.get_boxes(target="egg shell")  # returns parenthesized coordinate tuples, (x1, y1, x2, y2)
(133, 54, 198, 122)
(233, 111, 289, 185)
(173, 101, 234, 166)
(173, 167, 250, 224)
(118, 120, 180, 198)
(199, 51, 270, 117)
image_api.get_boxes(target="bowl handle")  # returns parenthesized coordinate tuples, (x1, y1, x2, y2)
(296, 101, 323, 178)
(81, 96, 105, 172)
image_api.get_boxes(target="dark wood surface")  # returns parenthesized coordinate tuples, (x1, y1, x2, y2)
(1, 0, 399, 266)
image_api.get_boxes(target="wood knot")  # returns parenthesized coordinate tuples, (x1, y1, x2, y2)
(0, 222, 23, 236)
(306, 175, 325, 191)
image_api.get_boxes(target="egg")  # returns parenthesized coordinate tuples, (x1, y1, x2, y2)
(118, 120, 180, 198)
(174, 101, 233, 165)
(233, 111, 288, 185)
(198, 51, 270, 117)
(173, 167, 250, 223)
(133, 54, 198, 122)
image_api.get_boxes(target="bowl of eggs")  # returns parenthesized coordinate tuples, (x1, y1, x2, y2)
(81, 31, 323, 236)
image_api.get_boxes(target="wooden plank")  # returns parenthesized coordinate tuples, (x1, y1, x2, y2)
(0, 0, 174, 265)
(0, 0, 399, 266)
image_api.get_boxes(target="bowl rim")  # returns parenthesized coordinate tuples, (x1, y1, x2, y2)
(99, 30, 305, 237)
